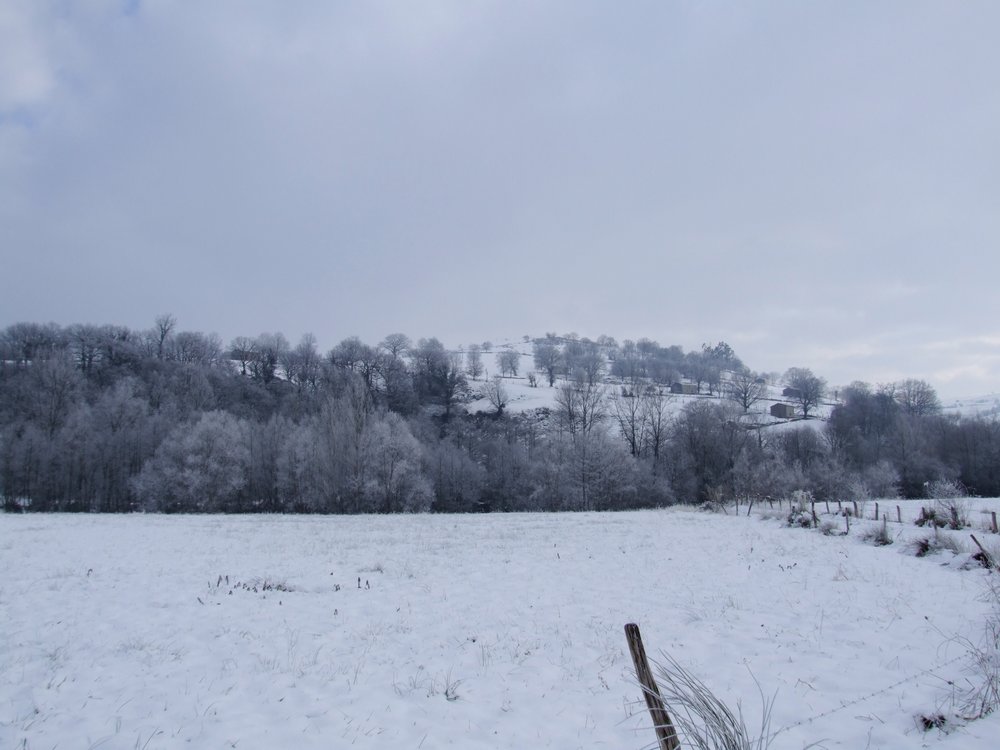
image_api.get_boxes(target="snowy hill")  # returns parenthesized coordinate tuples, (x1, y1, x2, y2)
(459, 336, 834, 429)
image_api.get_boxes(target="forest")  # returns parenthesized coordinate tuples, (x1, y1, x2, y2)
(1, 317, 998, 514)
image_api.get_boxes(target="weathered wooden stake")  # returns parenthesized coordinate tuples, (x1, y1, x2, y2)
(746, 498, 754, 517)
(852, 500, 858, 516)
(992, 511, 998, 534)
(897, 505, 902, 524)
(625, 624, 681, 750)
(875, 502, 879, 521)
(970, 534, 996, 569)
(845, 513, 850, 534)
(825, 500, 830, 514)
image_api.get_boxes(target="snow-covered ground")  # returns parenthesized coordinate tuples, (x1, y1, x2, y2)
(942, 393, 1000, 419)
(463, 370, 832, 425)
(3, 507, 999, 749)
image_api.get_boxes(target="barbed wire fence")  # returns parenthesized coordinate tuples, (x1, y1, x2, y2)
(624, 647, 971, 750)
(762, 651, 967, 744)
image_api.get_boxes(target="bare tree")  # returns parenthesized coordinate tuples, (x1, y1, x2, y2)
(230, 336, 257, 376)
(484, 376, 509, 416)
(67, 323, 105, 376)
(555, 382, 607, 436)
(379, 333, 411, 360)
(153, 314, 176, 360)
(497, 349, 521, 377)
(250, 332, 289, 383)
(724, 369, 768, 413)
(284, 333, 321, 390)
(576, 343, 605, 385)
(640, 389, 672, 464)
(894, 378, 941, 417)
(784, 367, 827, 419)
(170, 331, 223, 366)
(466, 344, 484, 379)
(533, 341, 560, 386)
(610, 388, 646, 456)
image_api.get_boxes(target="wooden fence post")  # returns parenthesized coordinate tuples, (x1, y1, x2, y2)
(625, 624, 681, 750)
(875, 502, 879, 521)
(896, 505, 902, 524)
(992, 511, 998, 534)
(852, 500, 858, 516)
(970, 535, 996, 569)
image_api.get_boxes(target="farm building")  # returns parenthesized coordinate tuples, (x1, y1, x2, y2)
(670, 382, 699, 395)
(771, 402, 797, 419)
(782, 387, 802, 399)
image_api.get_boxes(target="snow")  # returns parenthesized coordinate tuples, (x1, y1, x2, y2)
(942, 393, 1000, 419)
(2, 508, 1000, 749)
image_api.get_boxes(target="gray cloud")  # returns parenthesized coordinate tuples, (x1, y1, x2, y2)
(1, 1, 998, 398)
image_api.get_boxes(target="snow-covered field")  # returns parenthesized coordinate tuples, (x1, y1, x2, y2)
(3, 507, 1000, 749)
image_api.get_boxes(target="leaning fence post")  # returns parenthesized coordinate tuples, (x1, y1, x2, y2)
(970, 535, 996, 569)
(992, 511, 998, 534)
(896, 505, 902, 524)
(625, 624, 681, 750)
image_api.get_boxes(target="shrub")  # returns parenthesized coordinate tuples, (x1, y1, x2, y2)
(861, 518, 893, 546)
(909, 532, 961, 558)
(957, 576, 1000, 720)
(937, 499, 971, 530)
(651, 652, 775, 750)
(926, 478, 967, 500)
(915, 506, 946, 528)
(818, 519, 841, 536)
(786, 508, 814, 529)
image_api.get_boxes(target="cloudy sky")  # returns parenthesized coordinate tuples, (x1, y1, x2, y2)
(1, 1, 998, 398)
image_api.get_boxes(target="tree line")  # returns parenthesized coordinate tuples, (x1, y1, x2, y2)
(1, 319, 996, 514)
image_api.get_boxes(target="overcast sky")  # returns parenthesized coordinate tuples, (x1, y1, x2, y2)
(2, 1, 998, 399)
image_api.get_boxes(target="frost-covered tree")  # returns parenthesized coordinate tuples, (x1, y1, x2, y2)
(610, 388, 646, 457)
(533, 341, 561, 386)
(554, 382, 607, 437)
(133, 411, 251, 512)
(784, 367, 827, 419)
(153, 314, 176, 360)
(364, 412, 432, 512)
(894, 378, 941, 417)
(724, 369, 768, 413)
(465, 345, 484, 379)
(497, 349, 521, 377)
(483, 376, 509, 416)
